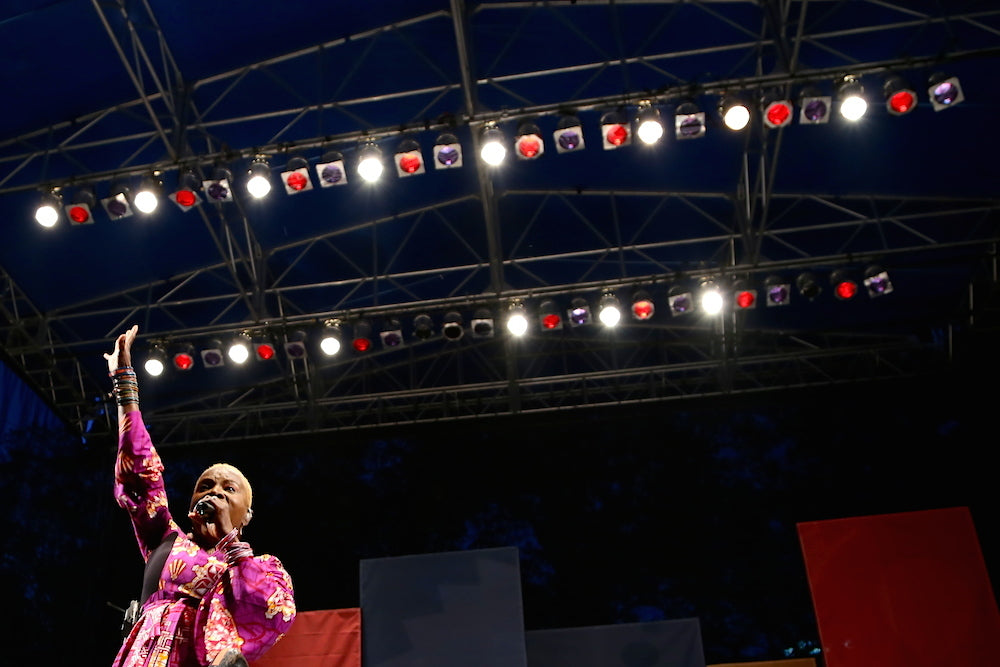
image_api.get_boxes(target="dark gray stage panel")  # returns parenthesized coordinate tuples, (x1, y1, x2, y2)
(360, 546, 528, 667)
(526, 618, 705, 667)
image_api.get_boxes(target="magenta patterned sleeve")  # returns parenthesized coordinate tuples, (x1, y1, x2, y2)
(113, 410, 176, 560)
(194, 550, 297, 663)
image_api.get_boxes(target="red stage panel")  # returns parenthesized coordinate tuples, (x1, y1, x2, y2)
(251, 608, 361, 667)
(709, 660, 815, 667)
(798, 507, 1000, 667)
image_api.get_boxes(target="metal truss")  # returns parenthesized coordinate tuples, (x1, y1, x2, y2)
(26, 191, 1000, 337)
(1, 1, 999, 444)
(2, 188, 995, 444)
(2, 1, 999, 193)
(139, 329, 949, 447)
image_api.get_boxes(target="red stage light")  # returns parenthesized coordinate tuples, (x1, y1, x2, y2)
(631, 299, 655, 320)
(538, 299, 563, 331)
(831, 270, 859, 300)
(173, 352, 194, 370)
(174, 190, 197, 208)
(516, 135, 542, 158)
(736, 290, 756, 309)
(835, 280, 858, 300)
(605, 124, 629, 146)
(888, 90, 915, 115)
(285, 171, 309, 191)
(68, 205, 93, 224)
(764, 101, 793, 128)
(256, 343, 276, 360)
(398, 153, 422, 173)
(351, 320, 373, 352)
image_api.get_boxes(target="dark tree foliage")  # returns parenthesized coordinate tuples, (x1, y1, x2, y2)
(0, 425, 110, 663)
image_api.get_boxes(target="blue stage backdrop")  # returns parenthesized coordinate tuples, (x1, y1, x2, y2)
(360, 546, 528, 667)
(1, 361, 64, 434)
(526, 618, 706, 667)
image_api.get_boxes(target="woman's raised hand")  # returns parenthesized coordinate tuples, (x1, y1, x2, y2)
(104, 324, 139, 375)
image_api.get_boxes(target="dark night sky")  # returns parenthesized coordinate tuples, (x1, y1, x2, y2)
(4, 346, 997, 666)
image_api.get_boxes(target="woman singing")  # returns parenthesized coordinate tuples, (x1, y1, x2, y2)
(107, 325, 296, 667)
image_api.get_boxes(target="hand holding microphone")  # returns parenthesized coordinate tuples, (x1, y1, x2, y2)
(193, 497, 217, 518)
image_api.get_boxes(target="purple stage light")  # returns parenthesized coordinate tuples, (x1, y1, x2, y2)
(557, 130, 581, 151)
(436, 146, 459, 167)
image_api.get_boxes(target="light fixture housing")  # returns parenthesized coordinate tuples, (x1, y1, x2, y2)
(253, 335, 277, 361)
(412, 314, 434, 341)
(65, 187, 97, 225)
(796, 272, 822, 300)
(284, 329, 309, 359)
(733, 280, 757, 310)
(837, 76, 868, 121)
(320, 320, 343, 356)
(538, 299, 563, 331)
(598, 291, 622, 327)
(316, 151, 348, 187)
(172, 343, 196, 371)
(600, 110, 631, 149)
(144, 344, 167, 377)
(102, 184, 133, 220)
(799, 87, 832, 124)
(928, 74, 964, 111)
(698, 280, 724, 315)
(280, 156, 314, 194)
(761, 91, 794, 129)
(395, 137, 425, 177)
(133, 173, 162, 214)
(863, 265, 894, 297)
(352, 320, 374, 352)
(883, 75, 917, 116)
(377, 319, 404, 348)
(245, 157, 272, 198)
(667, 285, 694, 316)
(227, 333, 252, 364)
(514, 122, 544, 160)
(471, 309, 495, 338)
(630, 290, 655, 321)
(674, 102, 706, 140)
(201, 339, 226, 368)
(203, 168, 234, 203)
(635, 101, 664, 145)
(567, 297, 592, 327)
(35, 189, 62, 227)
(553, 114, 585, 153)
(506, 300, 529, 337)
(480, 123, 507, 166)
(765, 275, 791, 306)
(719, 96, 751, 131)
(442, 312, 465, 341)
(357, 143, 384, 183)
(172, 170, 202, 211)
(432, 133, 463, 169)
(830, 270, 859, 301)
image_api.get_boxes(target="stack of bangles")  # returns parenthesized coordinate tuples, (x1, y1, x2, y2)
(218, 529, 254, 565)
(111, 366, 139, 407)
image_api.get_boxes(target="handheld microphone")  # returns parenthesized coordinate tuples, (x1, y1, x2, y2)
(193, 498, 216, 518)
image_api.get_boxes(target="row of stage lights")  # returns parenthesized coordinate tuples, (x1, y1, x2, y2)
(140, 265, 893, 376)
(34, 72, 965, 228)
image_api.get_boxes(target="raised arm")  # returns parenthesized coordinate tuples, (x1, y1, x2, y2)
(107, 325, 177, 559)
